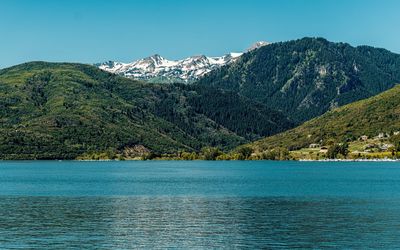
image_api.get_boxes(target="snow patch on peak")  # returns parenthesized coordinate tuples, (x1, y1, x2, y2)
(96, 41, 269, 83)
(97, 52, 242, 83)
(247, 41, 270, 52)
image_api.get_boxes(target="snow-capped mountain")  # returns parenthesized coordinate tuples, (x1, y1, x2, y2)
(96, 42, 269, 83)
(96, 53, 242, 83)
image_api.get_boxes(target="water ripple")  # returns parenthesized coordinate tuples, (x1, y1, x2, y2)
(1, 197, 400, 249)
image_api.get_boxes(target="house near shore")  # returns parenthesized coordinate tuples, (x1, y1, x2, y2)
(364, 143, 376, 150)
(359, 135, 368, 141)
(377, 133, 385, 139)
(394, 131, 400, 136)
(309, 143, 320, 148)
(379, 143, 394, 151)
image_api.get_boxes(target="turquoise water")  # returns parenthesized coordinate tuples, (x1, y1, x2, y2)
(1, 161, 400, 248)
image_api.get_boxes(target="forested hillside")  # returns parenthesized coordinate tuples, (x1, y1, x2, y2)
(155, 84, 293, 141)
(197, 37, 400, 123)
(0, 62, 292, 159)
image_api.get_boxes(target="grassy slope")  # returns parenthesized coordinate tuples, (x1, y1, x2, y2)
(246, 84, 400, 152)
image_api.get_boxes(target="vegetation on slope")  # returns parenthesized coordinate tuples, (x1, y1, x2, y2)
(155, 84, 293, 141)
(243, 84, 400, 158)
(197, 37, 400, 124)
(0, 62, 187, 159)
(0, 62, 292, 159)
(3, 37, 400, 160)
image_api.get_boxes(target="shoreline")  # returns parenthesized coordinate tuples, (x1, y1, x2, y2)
(299, 158, 400, 162)
(1, 158, 399, 162)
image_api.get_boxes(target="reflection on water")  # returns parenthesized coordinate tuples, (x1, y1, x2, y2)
(1, 196, 400, 249)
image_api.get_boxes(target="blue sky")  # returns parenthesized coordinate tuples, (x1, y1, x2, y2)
(1, 0, 399, 68)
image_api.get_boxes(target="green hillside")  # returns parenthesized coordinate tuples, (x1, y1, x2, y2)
(197, 37, 400, 124)
(0, 62, 292, 159)
(246, 84, 400, 153)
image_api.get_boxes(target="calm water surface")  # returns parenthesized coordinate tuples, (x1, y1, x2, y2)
(0, 161, 400, 248)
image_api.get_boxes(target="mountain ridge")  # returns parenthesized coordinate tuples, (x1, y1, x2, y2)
(197, 37, 400, 124)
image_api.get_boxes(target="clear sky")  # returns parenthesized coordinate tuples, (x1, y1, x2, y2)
(1, 0, 399, 68)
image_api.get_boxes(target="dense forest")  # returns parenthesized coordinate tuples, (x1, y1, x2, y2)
(154, 84, 293, 141)
(197, 37, 400, 123)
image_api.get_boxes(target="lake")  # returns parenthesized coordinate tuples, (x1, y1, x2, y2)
(1, 161, 400, 248)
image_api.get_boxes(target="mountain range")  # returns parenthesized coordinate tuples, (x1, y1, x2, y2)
(1, 37, 400, 160)
(95, 41, 269, 83)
